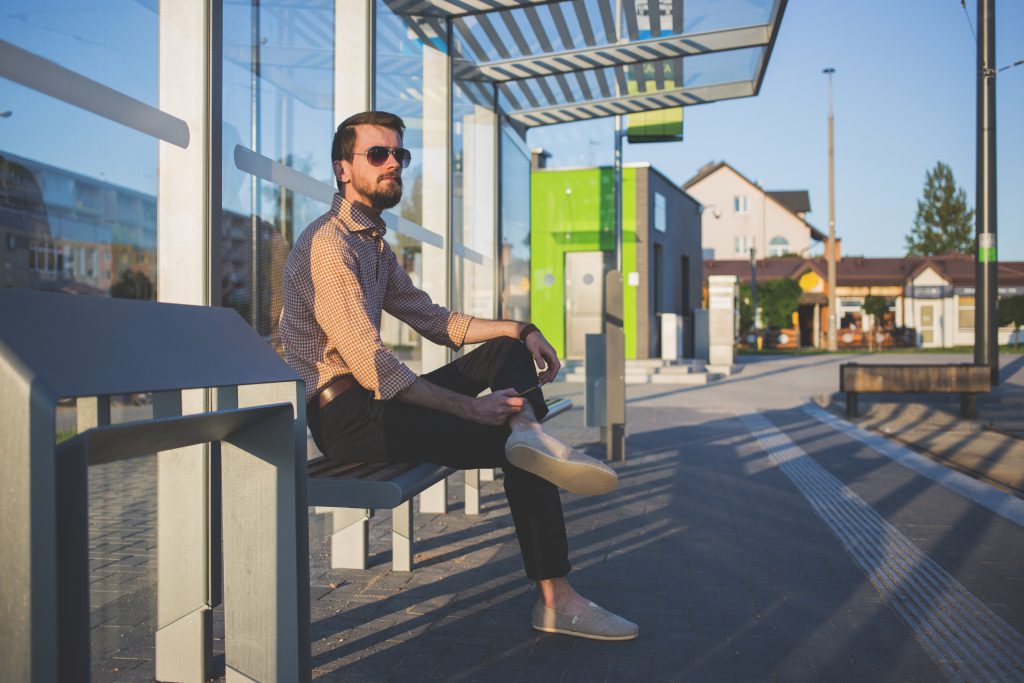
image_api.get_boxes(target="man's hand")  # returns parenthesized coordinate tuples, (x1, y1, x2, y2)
(524, 329, 561, 384)
(471, 388, 525, 426)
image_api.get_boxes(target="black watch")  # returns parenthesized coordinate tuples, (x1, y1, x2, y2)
(519, 323, 539, 343)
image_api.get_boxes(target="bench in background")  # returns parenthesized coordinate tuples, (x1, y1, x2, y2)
(840, 363, 991, 419)
(307, 396, 573, 572)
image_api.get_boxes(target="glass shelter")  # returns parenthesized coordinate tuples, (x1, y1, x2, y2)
(0, 0, 786, 677)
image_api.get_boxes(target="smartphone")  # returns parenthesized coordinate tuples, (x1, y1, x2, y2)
(515, 383, 542, 398)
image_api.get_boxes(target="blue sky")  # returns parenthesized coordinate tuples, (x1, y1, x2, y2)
(529, 0, 1024, 260)
(1, 1, 1021, 260)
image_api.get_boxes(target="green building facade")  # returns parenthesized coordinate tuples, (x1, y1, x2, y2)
(531, 164, 703, 361)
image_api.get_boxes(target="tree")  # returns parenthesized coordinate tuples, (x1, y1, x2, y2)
(905, 161, 975, 256)
(111, 269, 154, 300)
(759, 279, 802, 330)
(862, 294, 889, 351)
(999, 295, 1024, 350)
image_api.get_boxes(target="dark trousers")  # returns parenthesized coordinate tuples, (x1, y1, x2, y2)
(307, 337, 571, 580)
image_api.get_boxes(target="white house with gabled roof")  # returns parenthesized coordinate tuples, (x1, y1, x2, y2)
(683, 161, 826, 261)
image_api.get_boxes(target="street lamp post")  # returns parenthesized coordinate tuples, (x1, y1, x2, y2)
(823, 67, 838, 352)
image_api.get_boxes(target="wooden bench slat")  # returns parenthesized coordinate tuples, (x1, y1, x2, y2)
(840, 364, 991, 393)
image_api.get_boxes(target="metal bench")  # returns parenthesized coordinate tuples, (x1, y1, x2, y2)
(0, 288, 309, 683)
(308, 396, 573, 571)
(840, 363, 992, 419)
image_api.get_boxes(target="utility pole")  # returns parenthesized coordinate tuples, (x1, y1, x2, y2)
(823, 67, 838, 352)
(975, 0, 999, 385)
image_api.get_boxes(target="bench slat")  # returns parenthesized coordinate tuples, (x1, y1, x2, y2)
(840, 364, 991, 394)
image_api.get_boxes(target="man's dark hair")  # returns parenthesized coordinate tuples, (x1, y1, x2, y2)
(331, 111, 406, 191)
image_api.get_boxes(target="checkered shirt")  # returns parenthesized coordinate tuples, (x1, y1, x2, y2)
(280, 194, 472, 403)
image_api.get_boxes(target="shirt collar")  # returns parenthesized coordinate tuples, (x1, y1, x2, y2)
(332, 193, 387, 239)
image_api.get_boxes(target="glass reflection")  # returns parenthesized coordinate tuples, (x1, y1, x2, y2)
(222, 0, 334, 340)
(499, 125, 531, 322)
(0, 2, 159, 298)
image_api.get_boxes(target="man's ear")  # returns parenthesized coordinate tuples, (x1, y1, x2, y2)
(333, 159, 349, 185)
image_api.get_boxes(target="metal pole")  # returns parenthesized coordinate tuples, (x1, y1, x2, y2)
(250, 1, 261, 332)
(604, 0, 625, 461)
(824, 67, 838, 352)
(750, 247, 758, 333)
(975, 0, 999, 386)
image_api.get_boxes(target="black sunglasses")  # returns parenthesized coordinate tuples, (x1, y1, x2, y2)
(354, 146, 412, 168)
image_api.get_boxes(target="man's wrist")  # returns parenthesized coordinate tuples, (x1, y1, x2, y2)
(519, 323, 539, 343)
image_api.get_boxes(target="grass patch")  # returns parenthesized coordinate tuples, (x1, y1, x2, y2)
(56, 428, 77, 444)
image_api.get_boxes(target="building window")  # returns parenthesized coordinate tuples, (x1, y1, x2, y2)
(734, 195, 749, 214)
(654, 192, 667, 233)
(958, 296, 975, 329)
(734, 235, 752, 255)
(768, 236, 789, 257)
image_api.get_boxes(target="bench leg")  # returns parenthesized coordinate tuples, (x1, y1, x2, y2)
(320, 507, 371, 570)
(465, 469, 480, 516)
(846, 392, 858, 418)
(154, 390, 213, 683)
(418, 479, 448, 514)
(480, 468, 495, 482)
(392, 500, 414, 572)
(961, 393, 978, 419)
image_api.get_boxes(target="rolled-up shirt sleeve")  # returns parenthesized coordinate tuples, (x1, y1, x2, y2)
(307, 228, 418, 400)
(383, 248, 473, 350)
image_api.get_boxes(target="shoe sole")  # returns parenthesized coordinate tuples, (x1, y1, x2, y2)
(506, 444, 618, 496)
(532, 623, 639, 641)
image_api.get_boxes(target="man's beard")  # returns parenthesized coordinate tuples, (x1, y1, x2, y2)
(354, 172, 403, 210)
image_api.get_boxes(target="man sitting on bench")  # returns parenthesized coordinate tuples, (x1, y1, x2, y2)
(280, 111, 637, 641)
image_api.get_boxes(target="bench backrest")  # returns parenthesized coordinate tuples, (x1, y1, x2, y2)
(0, 288, 297, 400)
(840, 363, 991, 394)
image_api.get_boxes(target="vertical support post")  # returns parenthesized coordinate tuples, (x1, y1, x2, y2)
(418, 19, 453, 509)
(605, 270, 626, 462)
(392, 500, 414, 572)
(230, 382, 310, 682)
(419, 479, 448, 514)
(55, 439, 91, 683)
(155, 390, 212, 683)
(323, 508, 371, 569)
(77, 396, 111, 432)
(334, 0, 374, 121)
(0, 361, 58, 681)
(975, 0, 999, 386)
(708, 275, 738, 370)
(464, 469, 481, 515)
(157, 3, 221, 677)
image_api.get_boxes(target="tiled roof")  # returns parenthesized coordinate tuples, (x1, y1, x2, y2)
(704, 253, 1024, 287)
(767, 190, 811, 215)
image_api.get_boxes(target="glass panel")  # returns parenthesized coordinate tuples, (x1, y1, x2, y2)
(0, 2, 159, 297)
(499, 125, 532, 321)
(375, 2, 449, 373)
(452, 83, 497, 323)
(222, 0, 335, 342)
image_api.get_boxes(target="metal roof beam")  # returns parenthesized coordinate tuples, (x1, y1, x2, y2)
(384, 0, 568, 18)
(507, 79, 754, 126)
(456, 23, 769, 81)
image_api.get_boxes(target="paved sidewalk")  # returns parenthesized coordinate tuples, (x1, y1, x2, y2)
(86, 352, 1024, 682)
(819, 352, 1024, 494)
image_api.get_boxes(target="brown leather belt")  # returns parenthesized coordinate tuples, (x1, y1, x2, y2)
(317, 374, 358, 409)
